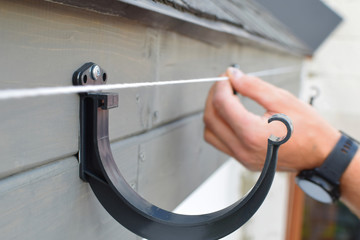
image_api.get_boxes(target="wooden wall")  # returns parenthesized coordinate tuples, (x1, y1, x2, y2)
(0, 0, 303, 239)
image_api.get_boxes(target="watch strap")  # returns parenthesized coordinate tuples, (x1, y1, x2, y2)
(317, 134, 358, 183)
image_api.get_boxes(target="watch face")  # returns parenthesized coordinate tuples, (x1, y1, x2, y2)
(297, 179, 333, 204)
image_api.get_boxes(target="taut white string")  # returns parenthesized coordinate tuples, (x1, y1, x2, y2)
(0, 66, 297, 100)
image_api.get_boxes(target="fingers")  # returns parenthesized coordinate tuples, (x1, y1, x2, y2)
(203, 68, 296, 172)
(212, 76, 253, 126)
(204, 67, 342, 173)
(226, 67, 296, 112)
(203, 128, 234, 157)
(211, 76, 264, 144)
(203, 84, 244, 154)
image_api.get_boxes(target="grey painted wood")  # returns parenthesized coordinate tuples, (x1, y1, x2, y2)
(0, 94, 79, 177)
(153, 32, 303, 127)
(0, 0, 303, 178)
(0, 114, 224, 240)
(47, 0, 310, 55)
(137, 114, 226, 210)
(0, 1, 306, 239)
(0, 1, 156, 177)
(0, 157, 139, 240)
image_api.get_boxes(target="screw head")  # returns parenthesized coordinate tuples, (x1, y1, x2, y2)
(91, 65, 101, 80)
(139, 152, 145, 162)
(153, 111, 159, 121)
(136, 94, 141, 103)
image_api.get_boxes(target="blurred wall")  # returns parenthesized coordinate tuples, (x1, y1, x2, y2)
(301, 0, 360, 140)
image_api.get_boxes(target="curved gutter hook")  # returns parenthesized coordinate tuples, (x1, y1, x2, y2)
(74, 62, 293, 240)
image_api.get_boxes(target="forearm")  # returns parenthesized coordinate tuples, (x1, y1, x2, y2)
(340, 150, 360, 217)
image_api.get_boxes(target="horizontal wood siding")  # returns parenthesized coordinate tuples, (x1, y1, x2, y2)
(0, 114, 226, 239)
(0, 0, 303, 239)
(0, 0, 302, 178)
(0, 157, 140, 240)
(0, 0, 158, 177)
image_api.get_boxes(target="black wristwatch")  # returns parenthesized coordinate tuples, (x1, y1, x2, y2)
(296, 133, 358, 203)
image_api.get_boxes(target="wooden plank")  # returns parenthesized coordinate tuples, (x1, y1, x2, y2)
(137, 114, 226, 210)
(0, 0, 157, 177)
(47, 0, 310, 54)
(0, 0, 157, 89)
(0, 0, 303, 179)
(0, 157, 139, 240)
(0, 114, 225, 239)
(0, 95, 79, 178)
(153, 31, 303, 127)
(0, 1, 304, 239)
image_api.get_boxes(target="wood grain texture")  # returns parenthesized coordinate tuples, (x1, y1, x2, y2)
(0, 114, 225, 240)
(0, 0, 156, 177)
(137, 114, 225, 210)
(0, 0, 303, 178)
(47, 0, 310, 55)
(0, 1, 305, 239)
(0, 157, 139, 240)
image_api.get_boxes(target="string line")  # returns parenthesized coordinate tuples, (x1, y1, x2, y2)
(0, 66, 297, 100)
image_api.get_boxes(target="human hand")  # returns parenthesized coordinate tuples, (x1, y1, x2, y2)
(203, 67, 341, 172)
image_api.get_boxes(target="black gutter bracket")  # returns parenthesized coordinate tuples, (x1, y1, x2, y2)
(73, 62, 293, 240)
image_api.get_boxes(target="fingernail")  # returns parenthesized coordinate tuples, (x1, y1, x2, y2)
(228, 67, 244, 79)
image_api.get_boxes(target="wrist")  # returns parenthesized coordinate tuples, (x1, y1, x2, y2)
(296, 131, 358, 204)
(340, 150, 360, 216)
(312, 128, 341, 169)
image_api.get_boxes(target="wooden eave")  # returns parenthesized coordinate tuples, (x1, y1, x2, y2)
(46, 0, 311, 56)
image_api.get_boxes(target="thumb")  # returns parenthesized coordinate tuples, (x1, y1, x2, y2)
(227, 67, 290, 112)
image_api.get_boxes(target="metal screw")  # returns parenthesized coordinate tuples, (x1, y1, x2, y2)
(130, 182, 136, 190)
(139, 152, 145, 162)
(136, 94, 141, 103)
(153, 111, 159, 121)
(91, 65, 101, 80)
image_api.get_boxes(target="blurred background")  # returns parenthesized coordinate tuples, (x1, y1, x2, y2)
(301, 1, 360, 239)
